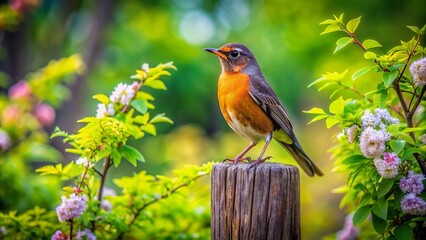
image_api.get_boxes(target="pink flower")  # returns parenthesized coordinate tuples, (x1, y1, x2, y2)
(374, 152, 401, 179)
(0, 129, 11, 151)
(10, 0, 40, 12)
(2, 105, 20, 125)
(345, 125, 360, 144)
(34, 103, 55, 127)
(400, 171, 425, 194)
(76, 229, 96, 240)
(359, 127, 389, 158)
(8, 81, 31, 100)
(51, 230, 67, 240)
(56, 194, 87, 222)
(337, 213, 358, 240)
(401, 193, 426, 215)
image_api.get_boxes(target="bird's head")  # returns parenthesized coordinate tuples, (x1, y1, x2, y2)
(205, 43, 260, 74)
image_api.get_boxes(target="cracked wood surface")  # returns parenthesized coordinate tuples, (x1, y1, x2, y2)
(211, 163, 300, 240)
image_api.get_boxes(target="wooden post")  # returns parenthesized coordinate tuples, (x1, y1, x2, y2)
(211, 162, 300, 240)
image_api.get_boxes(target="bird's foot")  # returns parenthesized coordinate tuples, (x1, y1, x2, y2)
(223, 157, 252, 164)
(248, 156, 272, 169)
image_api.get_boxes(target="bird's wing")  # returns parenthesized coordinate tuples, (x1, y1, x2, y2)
(248, 74, 323, 177)
(248, 74, 295, 141)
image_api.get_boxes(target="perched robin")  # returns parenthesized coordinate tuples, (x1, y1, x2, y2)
(205, 43, 323, 177)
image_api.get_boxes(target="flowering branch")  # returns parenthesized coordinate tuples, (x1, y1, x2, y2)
(316, 15, 426, 239)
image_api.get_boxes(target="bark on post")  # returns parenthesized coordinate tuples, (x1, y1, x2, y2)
(211, 162, 300, 240)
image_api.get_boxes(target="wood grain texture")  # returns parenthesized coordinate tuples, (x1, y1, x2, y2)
(211, 162, 300, 240)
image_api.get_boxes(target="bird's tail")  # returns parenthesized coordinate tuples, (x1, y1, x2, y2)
(277, 141, 323, 177)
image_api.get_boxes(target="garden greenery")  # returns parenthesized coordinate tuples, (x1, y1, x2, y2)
(0, 60, 213, 239)
(307, 14, 426, 239)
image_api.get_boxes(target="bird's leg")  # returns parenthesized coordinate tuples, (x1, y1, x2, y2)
(250, 134, 273, 166)
(223, 142, 256, 164)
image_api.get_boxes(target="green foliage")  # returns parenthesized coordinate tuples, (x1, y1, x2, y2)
(27, 54, 85, 107)
(0, 55, 84, 211)
(309, 14, 426, 239)
(0, 207, 58, 239)
(12, 62, 214, 239)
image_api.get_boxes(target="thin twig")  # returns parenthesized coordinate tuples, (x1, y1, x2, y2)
(69, 219, 74, 240)
(92, 167, 103, 177)
(97, 156, 112, 204)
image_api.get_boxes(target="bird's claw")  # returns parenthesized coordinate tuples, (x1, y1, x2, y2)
(223, 156, 252, 164)
(248, 156, 273, 169)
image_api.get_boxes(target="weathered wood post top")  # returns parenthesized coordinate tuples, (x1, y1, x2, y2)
(211, 162, 300, 240)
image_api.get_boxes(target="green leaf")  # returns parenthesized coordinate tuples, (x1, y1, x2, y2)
(334, 13, 344, 23)
(346, 16, 361, 33)
(352, 66, 374, 80)
(353, 204, 372, 225)
(407, 25, 420, 35)
(320, 24, 342, 35)
(134, 113, 150, 125)
(119, 145, 145, 166)
(36, 164, 63, 176)
(141, 123, 157, 136)
(131, 99, 148, 114)
(51, 127, 69, 139)
(111, 148, 122, 167)
(150, 113, 174, 124)
(383, 69, 399, 88)
(372, 198, 388, 220)
(402, 148, 425, 161)
(334, 37, 353, 54)
(394, 224, 413, 240)
(303, 107, 327, 115)
(377, 179, 394, 198)
(362, 39, 382, 49)
(93, 94, 110, 104)
(420, 24, 426, 35)
(371, 212, 387, 235)
(329, 96, 345, 115)
(146, 80, 167, 90)
(319, 19, 336, 25)
(359, 193, 372, 206)
(364, 51, 377, 59)
(341, 155, 368, 165)
(307, 114, 329, 125)
(326, 116, 340, 128)
(389, 140, 406, 154)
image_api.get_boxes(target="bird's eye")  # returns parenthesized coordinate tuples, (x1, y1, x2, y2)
(229, 50, 240, 58)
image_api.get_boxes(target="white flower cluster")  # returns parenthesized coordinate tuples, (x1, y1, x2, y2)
(76, 157, 91, 167)
(109, 83, 136, 105)
(352, 109, 399, 158)
(409, 57, 426, 87)
(56, 193, 87, 222)
(345, 108, 399, 150)
(359, 127, 390, 158)
(344, 109, 402, 178)
(96, 82, 139, 118)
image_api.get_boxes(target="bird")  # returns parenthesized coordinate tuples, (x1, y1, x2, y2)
(205, 43, 323, 177)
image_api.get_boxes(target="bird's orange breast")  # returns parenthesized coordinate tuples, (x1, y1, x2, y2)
(217, 72, 274, 141)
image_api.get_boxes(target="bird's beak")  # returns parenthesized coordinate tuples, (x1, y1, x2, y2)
(204, 48, 227, 60)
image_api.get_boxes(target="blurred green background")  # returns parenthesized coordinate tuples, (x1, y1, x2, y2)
(1, 0, 425, 238)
